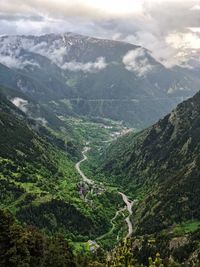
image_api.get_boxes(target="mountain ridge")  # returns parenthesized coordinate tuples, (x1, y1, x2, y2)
(0, 33, 199, 127)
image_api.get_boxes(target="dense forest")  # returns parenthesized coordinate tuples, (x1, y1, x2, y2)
(92, 90, 200, 234)
(0, 88, 122, 244)
(2, 207, 200, 266)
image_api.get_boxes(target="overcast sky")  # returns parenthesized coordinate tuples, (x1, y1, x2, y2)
(0, 0, 200, 67)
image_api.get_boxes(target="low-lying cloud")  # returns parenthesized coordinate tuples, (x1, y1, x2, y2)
(29, 41, 66, 66)
(0, 55, 40, 69)
(35, 117, 48, 126)
(62, 57, 108, 72)
(0, 35, 108, 72)
(11, 97, 28, 113)
(0, 40, 40, 69)
(123, 49, 154, 77)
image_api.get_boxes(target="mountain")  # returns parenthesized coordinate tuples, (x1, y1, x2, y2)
(0, 85, 69, 130)
(0, 33, 200, 127)
(0, 89, 116, 241)
(84, 89, 200, 265)
(99, 89, 200, 235)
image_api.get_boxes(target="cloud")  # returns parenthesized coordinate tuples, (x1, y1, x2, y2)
(29, 41, 67, 66)
(0, 38, 41, 68)
(0, 0, 144, 20)
(188, 27, 200, 33)
(0, 35, 107, 72)
(0, 0, 200, 68)
(35, 117, 48, 126)
(0, 54, 40, 69)
(191, 4, 200, 10)
(117, 31, 193, 68)
(166, 32, 200, 50)
(62, 57, 108, 72)
(11, 97, 48, 126)
(11, 97, 28, 113)
(122, 48, 154, 77)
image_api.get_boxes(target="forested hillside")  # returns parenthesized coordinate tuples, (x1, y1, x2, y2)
(0, 89, 120, 244)
(97, 89, 200, 244)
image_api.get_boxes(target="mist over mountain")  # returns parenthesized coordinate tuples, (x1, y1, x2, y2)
(0, 33, 200, 127)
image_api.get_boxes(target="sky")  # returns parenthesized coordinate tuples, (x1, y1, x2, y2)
(0, 0, 200, 67)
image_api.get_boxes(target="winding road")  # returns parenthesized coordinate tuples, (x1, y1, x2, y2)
(75, 146, 94, 185)
(75, 146, 134, 240)
(119, 193, 134, 238)
(96, 207, 127, 241)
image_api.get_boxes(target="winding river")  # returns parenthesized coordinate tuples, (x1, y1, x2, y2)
(75, 146, 134, 239)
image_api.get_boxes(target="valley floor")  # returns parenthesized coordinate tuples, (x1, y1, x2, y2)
(72, 119, 136, 251)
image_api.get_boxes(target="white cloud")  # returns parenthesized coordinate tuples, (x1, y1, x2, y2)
(35, 117, 48, 126)
(118, 33, 179, 68)
(122, 48, 154, 76)
(188, 27, 200, 33)
(0, 0, 144, 20)
(0, 40, 40, 69)
(11, 97, 28, 112)
(0, 0, 200, 68)
(29, 40, 67, 65)
(0, 35, 108, 72)
(191, 4, 200, 10)
(0, 55, 40, 69)
(62, 57, 108, 72)
(0, 55, 20, 69)
(166, 32, 200, 50)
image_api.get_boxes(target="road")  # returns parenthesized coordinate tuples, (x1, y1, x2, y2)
(119, 192, 134, 238)
(96, 207, 126, 241)
(75, 146, 134, 240)
(75, 146, 94, 185)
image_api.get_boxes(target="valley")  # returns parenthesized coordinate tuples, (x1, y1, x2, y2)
(0, 28, 200, 266)
(0, 91, 131, 248)
(74, 142, 135, 248)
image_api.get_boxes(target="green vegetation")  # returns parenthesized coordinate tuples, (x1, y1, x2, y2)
(0, 209, 77, 267)
(92, 90, 200, 238)
(66, 79, 77, 88)
(3, 208, 200, 267)
(0, 90, 124, 245)
(1, 64, 200, 265)
(173, 221, 200, 235)
(61, 116, 126, 146)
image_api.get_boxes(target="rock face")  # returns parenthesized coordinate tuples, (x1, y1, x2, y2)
(100, 90, 200, 234)
(0, 33, 200, 127)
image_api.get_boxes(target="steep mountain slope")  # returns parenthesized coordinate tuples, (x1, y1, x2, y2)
(0, 91, 113, 240)
(0, 33, 199, 127)
(0, 86, 68, 130)
(0, 85, 81, 160)
(99, 89, 200, 234)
